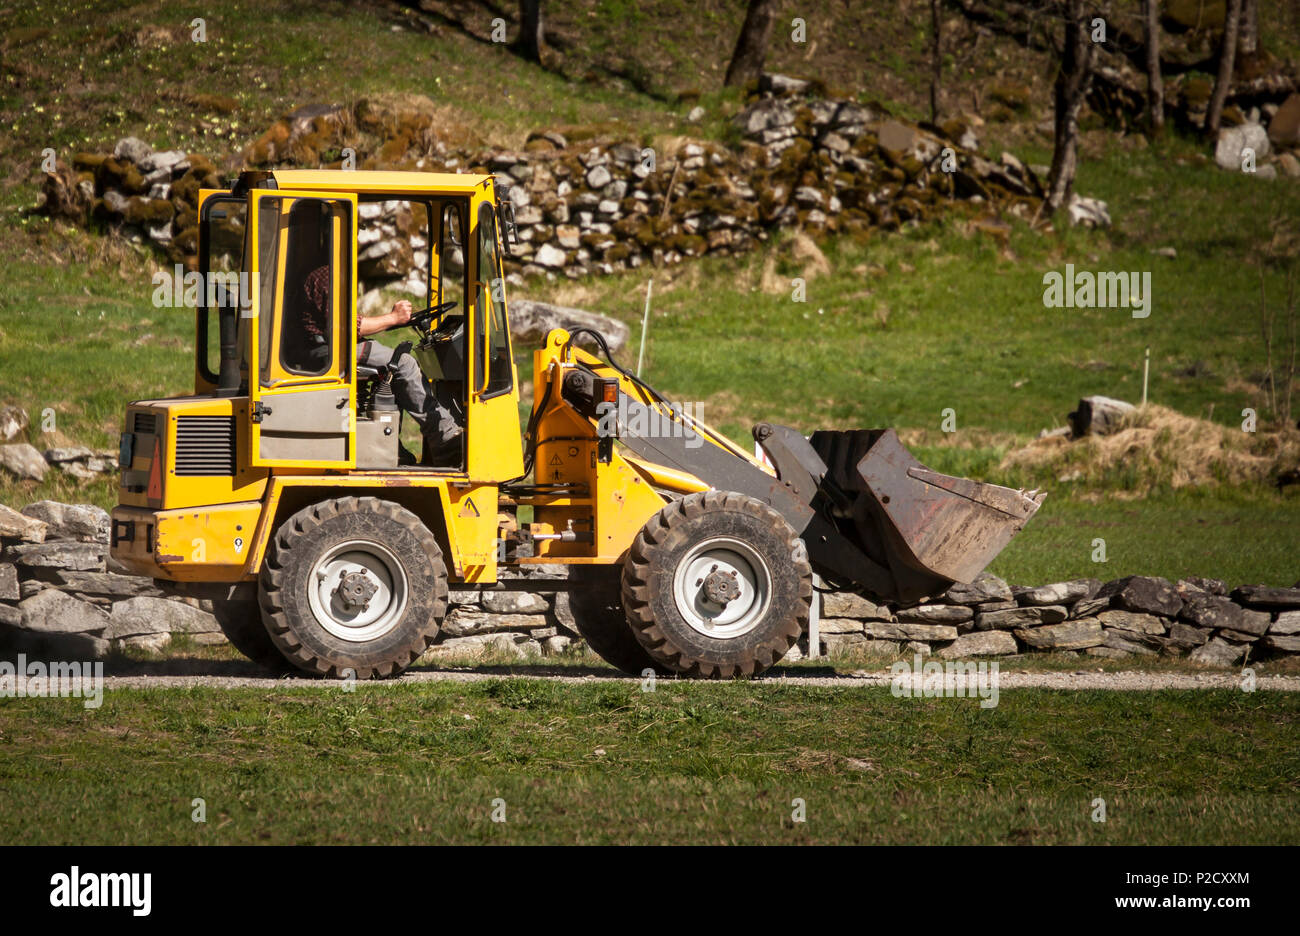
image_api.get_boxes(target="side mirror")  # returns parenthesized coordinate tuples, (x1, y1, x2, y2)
(496, 184, 520, 257)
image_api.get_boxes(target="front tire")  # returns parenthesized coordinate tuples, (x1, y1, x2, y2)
(259, 496, 447, 678)
(622, 491, 811, 678)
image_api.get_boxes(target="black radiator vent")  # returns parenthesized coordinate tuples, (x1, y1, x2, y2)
(174, 415, 236, 476)
(131, 411, 157, 435)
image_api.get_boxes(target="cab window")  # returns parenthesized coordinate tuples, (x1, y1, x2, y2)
(475, 203, 512, 397)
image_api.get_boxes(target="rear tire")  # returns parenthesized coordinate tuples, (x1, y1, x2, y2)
(567, 565, 668, 676)
(259, 496, 447, 678)
(210, 598, 289, 672)
(622, 491, 811, 678)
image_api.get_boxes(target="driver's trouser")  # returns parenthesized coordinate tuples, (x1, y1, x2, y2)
(358, 341, 461, 449)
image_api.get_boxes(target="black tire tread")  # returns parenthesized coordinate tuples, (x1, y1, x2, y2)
(621, 491, 812, 678)
(258, 496, 447, 679)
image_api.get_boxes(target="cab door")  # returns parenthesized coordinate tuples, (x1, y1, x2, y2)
(467, 196, 524, 481)
(246, 190, 358, 469)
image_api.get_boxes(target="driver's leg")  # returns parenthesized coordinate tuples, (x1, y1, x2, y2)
(359, 342, 461, 461)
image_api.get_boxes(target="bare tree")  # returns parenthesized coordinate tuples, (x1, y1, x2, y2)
(724, 0, 779, 88)
(518, 0, 544, 63)
(930, 0, 943, 124)
(1238, 0, 1259, 59)
(1143, 0, 1164, 134)
(1044, 0, 1096, 215)
(1206, 0, 1243, 136)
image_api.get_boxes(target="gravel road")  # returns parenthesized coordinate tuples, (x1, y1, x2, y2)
(94, 664, 1300, 692)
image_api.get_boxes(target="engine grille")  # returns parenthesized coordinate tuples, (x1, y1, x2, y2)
(174, 415, 236, 476)
(131, 411, 157, 435)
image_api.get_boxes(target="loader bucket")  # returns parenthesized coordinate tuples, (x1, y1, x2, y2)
(806, 428, 1045, 600)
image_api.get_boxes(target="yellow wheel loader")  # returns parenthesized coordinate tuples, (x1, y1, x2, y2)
(110, 169, 1044, 679)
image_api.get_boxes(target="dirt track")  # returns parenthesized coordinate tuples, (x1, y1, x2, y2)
(93, 664, 1300, 692)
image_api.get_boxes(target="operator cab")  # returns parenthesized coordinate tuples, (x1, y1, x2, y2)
(194, 169, 519, 477)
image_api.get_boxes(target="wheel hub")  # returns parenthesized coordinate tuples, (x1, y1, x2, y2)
(702, 568, 742, 605)
(334, 569, 379, 611)
(672, 536, 773, 639)
(306, 540, 410, 643)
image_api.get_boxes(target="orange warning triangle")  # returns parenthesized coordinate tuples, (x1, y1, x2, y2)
(458, 497, 479, 519)
(147, 438, 163, 501)
(548, 453, 563, 466)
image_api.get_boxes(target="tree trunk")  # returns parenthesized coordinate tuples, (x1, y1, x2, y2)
(1044, 0, 1096, 215)
(1206, 0, 1243, 136)
(724, 0, 779, 88)
(1238, 0, 1259, 58)
(930, 0, 942, 124)
(1143, 0, 1165, 134)
(518, 0, 544, 63)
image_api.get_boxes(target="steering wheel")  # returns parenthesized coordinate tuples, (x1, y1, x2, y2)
(402, 299, 460, 333)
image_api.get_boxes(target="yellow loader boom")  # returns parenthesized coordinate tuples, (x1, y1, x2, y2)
(110, 169, 1040, 680)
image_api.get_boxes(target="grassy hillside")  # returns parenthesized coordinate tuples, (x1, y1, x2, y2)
(1, 0, 1298, 584)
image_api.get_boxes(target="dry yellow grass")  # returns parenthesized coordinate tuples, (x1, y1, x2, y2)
(999, 404, 1300, 496)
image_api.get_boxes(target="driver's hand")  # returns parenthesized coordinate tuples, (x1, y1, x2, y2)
(390, 300, 413, 325)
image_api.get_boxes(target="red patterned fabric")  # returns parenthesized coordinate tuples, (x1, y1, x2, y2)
(303, 265, 360, 338)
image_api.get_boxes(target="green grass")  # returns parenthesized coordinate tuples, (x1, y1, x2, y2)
(0, 682, 1295, 844)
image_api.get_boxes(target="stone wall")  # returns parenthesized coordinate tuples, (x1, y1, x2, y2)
(3, 499, 1297, 669)
(37, 76, 1055, 296)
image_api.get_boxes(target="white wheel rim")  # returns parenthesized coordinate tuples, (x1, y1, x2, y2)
(672, 536, 772, 639)
(307, 539, 409, 642)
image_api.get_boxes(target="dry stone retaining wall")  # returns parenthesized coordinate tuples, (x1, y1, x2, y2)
(3, 499, 1298, 669)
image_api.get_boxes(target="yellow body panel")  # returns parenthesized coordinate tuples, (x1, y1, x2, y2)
(111, 501, 263, 581)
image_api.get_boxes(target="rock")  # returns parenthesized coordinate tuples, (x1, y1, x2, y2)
(441, 609, 549, 638)
(1097, 610, 1168, 635)
(1263, 634, 1300, 653)
(903, 640, 931, 657)
(5, 541, 106, 572)
(1230, 585, 1300, 610)
(508, 298, 630, 352)
(0, 443, 49, 481)
(1189, 637, 1244, 667)
(1278, 153, 1300, 179)
(28, 569, 162, 598)
(818, 618, 866, 635)
(1215, 123, 1269, 171)
(533, 243, 567, 269)
(585, 164, 612, 189)
(1014, 619, 1104, 651)
(1087, 646, 1132, 660)
(978, 599, 1019, 612)
(863, 621, 959, 642)
(895, 604, 973, 624)
(821, 592, 891, 619)
(937, 630, 1017, 658)
(0, 563, 18, 601)
(433, 632, 541, 658)
(1067, 395, 1135, 437)
(975, 606, 1068, 630)
(1097, 576, 1182, 618)
(0, 504, 47, 543)
(1267, 93, 1300, 147)
(138, 149, 186, 174)
(1218, 628, 1261, 643)
(1070, 597, 1111, 619)
(542, 634, 572, 655)
(43, 446, 93, 463)
(943, 572, 1012, 605)
(0, 603, 21, 627)
(105, 596, 220, 638)
(1018, 579, 1100, 606)
(1179, 576, 1227, 597)
(0, 404, 28, 442)
(113, 136, 152, 165)
(121, 632, 172, 653)
(1271, 611, 1300, 635)
(763, 74, 810, 96)
(1100, 629, 1159, 656)
(16, 588, 110, 634)
(480, 591, 549, 614)
(1067, 194, 1111, 228)
(20, 501, 110, 542)
(1166, 622, 1211, 650)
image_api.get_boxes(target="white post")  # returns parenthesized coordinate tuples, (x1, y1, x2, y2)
(807, 574, 823, 659)
(636, 279, 653, 378)
(1142, 346, 1150, 407)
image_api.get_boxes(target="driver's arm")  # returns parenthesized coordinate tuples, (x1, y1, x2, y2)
(358, 299, 412, 337)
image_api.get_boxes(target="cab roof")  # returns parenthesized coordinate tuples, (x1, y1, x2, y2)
(263, 168, 494, 195)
